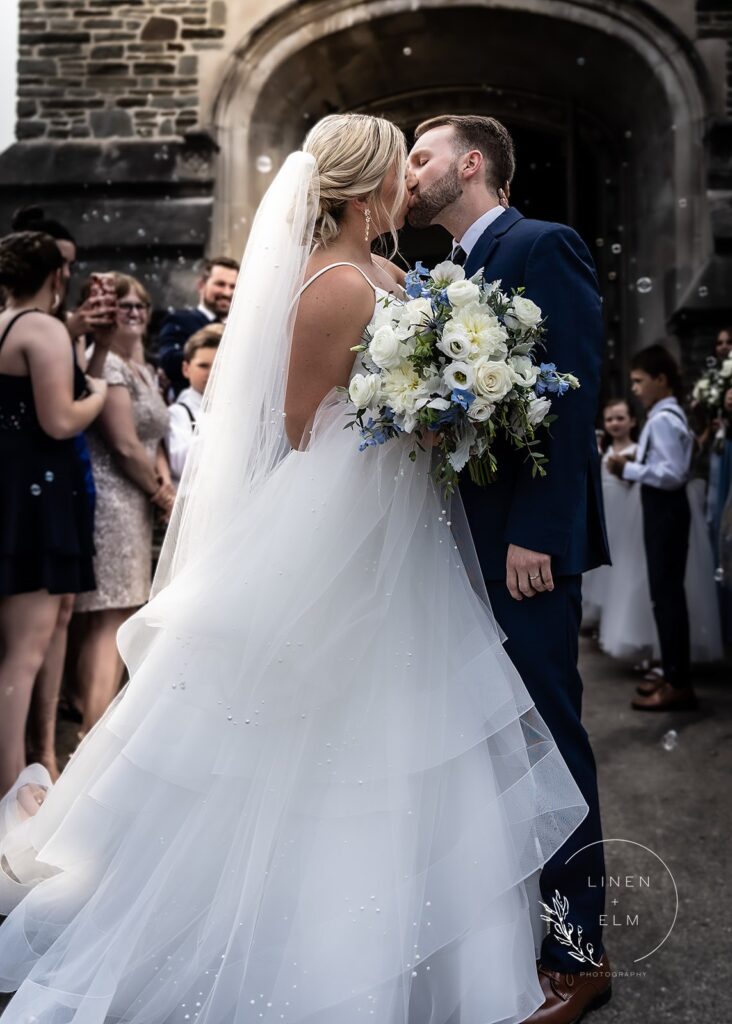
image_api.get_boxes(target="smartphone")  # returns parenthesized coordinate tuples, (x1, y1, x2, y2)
(89, 272, 117, 324)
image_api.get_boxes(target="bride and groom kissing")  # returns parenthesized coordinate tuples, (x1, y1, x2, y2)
(0, 113, 611, 1024)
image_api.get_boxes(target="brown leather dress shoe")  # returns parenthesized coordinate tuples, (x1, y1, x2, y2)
(631, 681, 699, 711)
(522, 954, 612, 1023)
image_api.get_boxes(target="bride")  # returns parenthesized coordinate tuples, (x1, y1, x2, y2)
(0, 114, 588, 1024)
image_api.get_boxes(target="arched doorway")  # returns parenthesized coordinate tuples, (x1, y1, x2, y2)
(210, 0, 711, 389)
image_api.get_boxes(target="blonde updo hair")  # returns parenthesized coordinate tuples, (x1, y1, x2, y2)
(303, 113, 407, 253)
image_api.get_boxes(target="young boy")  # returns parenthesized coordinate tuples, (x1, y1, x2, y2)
(607, 344, 696, 710)
(166, 324, 222, 483)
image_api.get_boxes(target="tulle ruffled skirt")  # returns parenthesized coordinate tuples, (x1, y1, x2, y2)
(0, 394, 587, 1024)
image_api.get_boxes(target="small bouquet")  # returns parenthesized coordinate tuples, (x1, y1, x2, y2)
(691, 356, 732, 416)
(343, 260, 579, 493)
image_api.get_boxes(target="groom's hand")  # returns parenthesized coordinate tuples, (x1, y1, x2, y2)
(506, 544, 554, 600)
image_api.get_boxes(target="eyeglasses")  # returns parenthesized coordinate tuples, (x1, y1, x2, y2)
(118, 302, 149, 314)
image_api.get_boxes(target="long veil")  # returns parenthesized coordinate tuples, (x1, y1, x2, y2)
(152, 152, 319, 596)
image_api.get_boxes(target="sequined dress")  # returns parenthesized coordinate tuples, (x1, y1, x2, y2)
(75, 351, 169, 612)
(0, 310, 95, 596)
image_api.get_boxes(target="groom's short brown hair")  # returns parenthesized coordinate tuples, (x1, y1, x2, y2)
(414, 115, 516, 193)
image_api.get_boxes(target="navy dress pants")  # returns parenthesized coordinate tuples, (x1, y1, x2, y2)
(485, 576, 606, 972)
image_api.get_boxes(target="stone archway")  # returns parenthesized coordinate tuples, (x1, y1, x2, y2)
(209, 0, 711, 378)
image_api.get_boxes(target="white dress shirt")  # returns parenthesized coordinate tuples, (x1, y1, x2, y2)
(167, 386, 203, 482)
(196, 303, 217, 322)
(622, 397, 692, 491)
(453, 206, 505, 257)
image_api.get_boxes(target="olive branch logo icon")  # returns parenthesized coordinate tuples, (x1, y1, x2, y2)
(539, 890, 603, 968)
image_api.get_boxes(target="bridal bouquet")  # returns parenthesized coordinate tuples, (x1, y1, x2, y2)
(344, 260, 579, 493)
(691, 357, 732, 415)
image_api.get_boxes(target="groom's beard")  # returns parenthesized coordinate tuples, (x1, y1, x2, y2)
(407, 161, 462, 229)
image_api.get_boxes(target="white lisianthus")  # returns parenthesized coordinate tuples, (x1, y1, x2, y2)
(454, 303, 508, 359)
(509, 354, 539, 388)
(527, 395, 553, 427)
(372, 299, 396, 330)
(369, 324, 404, 370)
(506, 296, 543, 331)
(395, 296, 433, 341)
(349, 373, 381, 410)
(443, 361, 475, 391)
(473, 358, 514, 402)
(446, 279, 481, 307)
(430, 261, 465, 286)
(467, 397, 495, 422)
(694, 378, 710, 398)
(721, 357, 732, 379)
(437, 322, 473, 360)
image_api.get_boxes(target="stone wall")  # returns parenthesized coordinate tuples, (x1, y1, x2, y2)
(16, 0, 227, 141)
(697, 0, 732, 112)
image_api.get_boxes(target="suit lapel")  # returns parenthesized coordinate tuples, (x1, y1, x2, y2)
(464, 207, 524, 278)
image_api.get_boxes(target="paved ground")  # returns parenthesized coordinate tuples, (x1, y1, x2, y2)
(2, 638, 730, 1021)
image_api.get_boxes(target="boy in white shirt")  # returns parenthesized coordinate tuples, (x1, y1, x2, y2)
(607, 344, 696, 711)
(166, 324, 223, 483)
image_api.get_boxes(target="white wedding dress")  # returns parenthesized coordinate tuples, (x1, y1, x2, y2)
(0, 157, 588, 1024)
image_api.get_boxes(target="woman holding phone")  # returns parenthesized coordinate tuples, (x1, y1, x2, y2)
(0, 231, 107, 797)
(73, 272, 171, 735)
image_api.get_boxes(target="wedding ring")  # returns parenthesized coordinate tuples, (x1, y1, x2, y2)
(529, 573, 541, 580)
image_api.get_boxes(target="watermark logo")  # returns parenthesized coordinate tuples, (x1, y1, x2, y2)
(541, 838, 679, 969)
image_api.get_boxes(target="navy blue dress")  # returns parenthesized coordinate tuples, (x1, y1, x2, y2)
(0, 310, 95, 595)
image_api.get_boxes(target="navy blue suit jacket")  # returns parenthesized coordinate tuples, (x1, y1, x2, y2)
(157, 308, 215, 393)
(459, 207, 610, 579)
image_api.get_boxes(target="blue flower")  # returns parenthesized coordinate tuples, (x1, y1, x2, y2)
(414, 261, 430, 277)
(451, 388, 476, 410)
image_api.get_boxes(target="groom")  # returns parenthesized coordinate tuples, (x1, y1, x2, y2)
(407, 116, 612, 1023)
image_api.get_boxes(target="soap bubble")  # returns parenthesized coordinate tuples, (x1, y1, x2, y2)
(678, 197, 687, 209)
(611, 243, 622, 255)
(403, 46, 413, 56)
(698, 285, 709, 298)
(636, 277, 653, 294)
(256, 155, 273, 173)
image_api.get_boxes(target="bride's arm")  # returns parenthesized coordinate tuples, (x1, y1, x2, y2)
(372, 254, 406, 287)
(285, 267, 375, 449)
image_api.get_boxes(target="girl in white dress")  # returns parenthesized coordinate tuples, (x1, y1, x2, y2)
(584, 400, 722, 664)
(0, 115, 587, 1024)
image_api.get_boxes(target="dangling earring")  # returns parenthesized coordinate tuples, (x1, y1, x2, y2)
(364, 207, 372, 243)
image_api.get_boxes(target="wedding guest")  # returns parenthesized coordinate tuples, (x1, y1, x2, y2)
(706, 327, 732, 555)
(582, 398, 637, 627)
(74, 273, 172, 735)
(157, 256, 238, 395)
(607, 344, 697, 710)
(9, 210, 116, 777)
(166, 323, 222, 483)
(0, 231, 107, 795)
(588, 397, 721, 669)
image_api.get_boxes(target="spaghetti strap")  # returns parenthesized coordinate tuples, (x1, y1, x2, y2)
(296, 262, 380, 300)
(0, 309, 39, 353)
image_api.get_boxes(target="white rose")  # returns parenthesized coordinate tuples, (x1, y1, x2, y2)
(369, 324, 404, 370)
(446, 279, 481, 307)
(467, 397, 495, 422)
(348, 373, 381, 409)
(509, 354, 539, 388)
(443, 361, 475, 392)
(437, 322, 473, 360)
(372, 300, 396, 330)
(473, 358, 515, 402)
(527, 395, 552, 427)
(509, 296, 543, 329)
(430, 261, 465, 285)
(722, 357, 732, 379)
